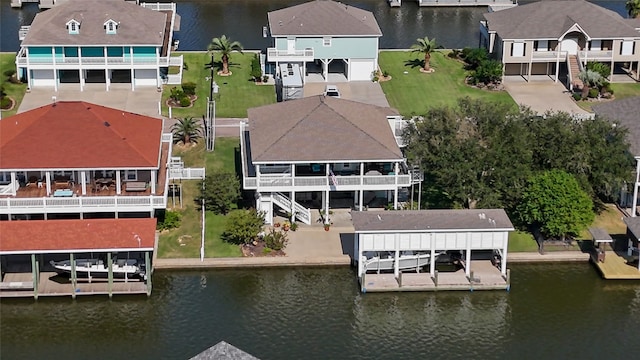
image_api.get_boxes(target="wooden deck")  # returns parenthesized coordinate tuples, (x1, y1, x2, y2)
(0, 272, 149, 298)
(591, 250, 640, 280)
(361, 260, 510, 292)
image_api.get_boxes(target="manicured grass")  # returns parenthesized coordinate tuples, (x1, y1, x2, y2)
(577, 204, 627, 240)
(0, 52, 28, 118)
(161, 52, 276, 119)
(378, 50, 516, 116)
(508, 231, 539, 252)
(157, 138, 242, 258)
(575, 83, 640, 112)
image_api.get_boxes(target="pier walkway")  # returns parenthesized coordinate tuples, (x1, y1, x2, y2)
(388, 0, 517, 7)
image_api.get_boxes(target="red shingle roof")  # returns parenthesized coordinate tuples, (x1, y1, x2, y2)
(0, 218, 156, 253)
(0, 101, 163, 170)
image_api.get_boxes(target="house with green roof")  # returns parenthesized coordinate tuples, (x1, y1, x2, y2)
(480, 0, 640, 89)
(15, 0, 181, 91)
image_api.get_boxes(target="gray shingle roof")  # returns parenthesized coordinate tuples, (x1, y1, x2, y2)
(592, 97, 640, 157)
(624, 217, 640, 240)
(247, 96, 402, 163)
(351, 209, 514, 232)
(22, 0, 166, 46)
(483, 0, 640, 39)
(268, 0, 382, 36)
(190, 341, 259, 360)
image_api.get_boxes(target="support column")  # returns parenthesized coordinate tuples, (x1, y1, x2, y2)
(555, 50, 560, 83)
(394, 250, 400, 279)
(151, 171, 157, 194)
(70, 253, 77, 298)
(45, 171, 52, 196)
(430, 235, 436, 277)
(632, 159, 640, 218)
(145, 251, 152, 296)
(501, 235, 508, 277)
(115, 170, 121, 194)
(359, 190, 364, 211)
(80, 68, 85, 92)
(107, 252, 113, 298)
(31, 254, 39, 299)
(355, 234, 363, 277)
(465, 234, 472, 277)
(394, 163, 399, 210)
(81, 171, 87, 195)
(105, 69, 110, 91)
(10, 172, 16, 195)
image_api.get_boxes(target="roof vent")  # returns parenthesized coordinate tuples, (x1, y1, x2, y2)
(104, 121, 111, 127)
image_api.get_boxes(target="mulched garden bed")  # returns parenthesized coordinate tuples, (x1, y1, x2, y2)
(166, 95, 197, 108)
(241, 240, 286, 257)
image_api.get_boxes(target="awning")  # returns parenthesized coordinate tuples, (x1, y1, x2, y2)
(589, 227, 613, 243)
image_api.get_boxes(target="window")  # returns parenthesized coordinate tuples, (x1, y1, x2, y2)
(621, 40, 635, 56)
(125, 170, 138, 181)
(105, 20, 118, 35)
(589, 40, 601, 51)
(67, 20, 80, 35)
(534, 40, 548, 52)
(323, 37, 331, 47)
(511, 42, 525, 57)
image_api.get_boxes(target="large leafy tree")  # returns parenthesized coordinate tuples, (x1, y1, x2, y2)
(411, 36, 437, 72)
(207, 35, 244, 75)
(626, 0, 640, 18)
(517, 170, 594, 241)
(201, 170, 241, 215)
(171, 116, 202, 145)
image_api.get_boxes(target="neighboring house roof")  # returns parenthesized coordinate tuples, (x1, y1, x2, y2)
(593, 96, 640, 157)
(247, 95, 402, 163)
(0, 101, 163, 170)
(483, 0, 640, 39)
(190, 341, 260, 360)
(0, 218, 157, 254)
(351, 209, 514, 232)
(624, 216, 640, 240)
(268, 0, 382, 37)
(21, 0, 166, 46)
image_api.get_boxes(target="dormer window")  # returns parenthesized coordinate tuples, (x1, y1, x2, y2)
(66, 19, 80, 35)
(104, 19, 118, 35)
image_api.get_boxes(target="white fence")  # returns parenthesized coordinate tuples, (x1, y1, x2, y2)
(169, 168, 205, 180)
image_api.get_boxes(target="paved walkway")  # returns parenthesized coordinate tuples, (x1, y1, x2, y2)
(508, 251, 590, 262)
(503, 79, 591, 116)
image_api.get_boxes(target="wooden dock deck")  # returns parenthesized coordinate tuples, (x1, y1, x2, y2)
(361, 260, 510, 292)
(0, 272, 149, 298)
(591, 250, 640, 280)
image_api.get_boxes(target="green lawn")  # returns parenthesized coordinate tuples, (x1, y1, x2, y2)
(0, 52, 28, 118)
(157, 138, 242, 258)
(162, 52, 276, 119)
(508, 231, 539, 252)
(378, 50, 516, 116)
(576, 83, 640, 112)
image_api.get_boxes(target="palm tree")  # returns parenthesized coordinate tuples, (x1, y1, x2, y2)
(171, 116, 203, 145)
(626, 0, 640, 18)
(208, 35, 244, 75)
(411, 36, 437, 72)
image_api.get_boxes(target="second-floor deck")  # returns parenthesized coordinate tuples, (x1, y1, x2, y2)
(267, 48, 314, 63)
(15, 48, 182, 68)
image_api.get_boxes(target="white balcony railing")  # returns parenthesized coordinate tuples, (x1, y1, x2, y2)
(0, 181, 19, 196)
(16, 55, 170, 67)
(266, 48, 314, 62)
(245, 174, 412, 190)
(169, 168, 205, 180)
(140, 2, 176, 11)
(0, 195, 167, 214)
(579, 50, 613, 60)
(531, 51, 566, 60)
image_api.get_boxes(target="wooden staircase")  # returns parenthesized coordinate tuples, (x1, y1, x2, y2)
(568, 55, 583, 91)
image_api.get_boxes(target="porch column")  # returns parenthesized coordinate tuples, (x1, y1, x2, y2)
(501, 235, 508, 276)
(26, 67, 32, 90)
(130, 46, 135, 91)
(323, 59, 329, 82)
(465, 233, 472, 277)
(106, 69, 110, 91)
(104, 46, 109, 91)
(302, 62, 306, 84)
(81, 171, 87, 195)
(45, 171, 52, 196)
(31, 254, 39, 299)
(355, 234, 363, 277)
(359, 163, 364, 211)
(145, 251, 152, 296)
(115, 170, 121, 194)
(527, 60, 532, 82)
(70, 253, 77, 299)
(80, 68, 85, 92)
(10, 172, 16, 194)
(394, 163, 399, 210)
(394, 249, 400, 279)
(107, 252, 113, 298)
(151, 171, 157, 194)
(555, 49, 560, 83)
(430, 234, 436, 277)
(291, 190, 296, 221)
(256, 165, 261, 188)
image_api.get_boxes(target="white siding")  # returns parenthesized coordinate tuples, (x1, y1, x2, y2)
(360, 231, 509, 252)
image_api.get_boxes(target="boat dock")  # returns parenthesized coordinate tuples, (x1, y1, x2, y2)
(0, 271, 149, 299)
(590, 250, 640, 280)
(11, 0, 61, 9)
(387, 0, 518, 7)
(361, 260, 510, 292)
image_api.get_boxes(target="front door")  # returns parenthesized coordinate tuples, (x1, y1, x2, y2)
(561, 37, 579, 55)
(287, 38, 295, 54)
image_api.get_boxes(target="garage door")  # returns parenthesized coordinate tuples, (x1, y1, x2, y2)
(134, 69, 157, 86)
(349, 59, 376, 81)
(31, 69, 55, 87)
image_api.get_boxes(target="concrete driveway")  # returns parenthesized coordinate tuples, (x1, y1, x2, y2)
(503, 79, 591, 116)
(303, 81, 390, 108)
(18, 84, 162, 118)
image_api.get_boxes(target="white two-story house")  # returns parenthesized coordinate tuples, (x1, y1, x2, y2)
(266, 0, 382, 83)
(15, 0, 182, 91)
(240, 95, 415, 225)
(0, 101, 173, 220)
(480, 0, 640, 89)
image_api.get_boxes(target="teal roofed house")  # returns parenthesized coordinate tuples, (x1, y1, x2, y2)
(267, 0, 382, 83)
(16, 0, 181, 91)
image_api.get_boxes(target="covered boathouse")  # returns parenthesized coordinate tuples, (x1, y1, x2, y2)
(351, 209, 514, 293)
(0, 218, 156, 299)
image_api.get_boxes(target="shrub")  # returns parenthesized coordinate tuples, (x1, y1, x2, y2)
(180, 96, 191, 107)
(588, 88, 600, 98)
(250, 54, 262, 81)
(170, 87, 184, 101)
(290, 222, 298, 231)
(601, 82, 614, 95)
(461, 47, 489, 70)
(586, 62, 610, 79)
(0, 97, 11, 110)
(156, 210, 182, 231)
(262, 75, 269, 83)
(382, 70, 389, 77)
(181, 81, 196, 96)
(572, 92, 582, 101)
(263, 227, 288, 250)
(221, 209, 265, 245)
(471, 59, 503, 85)
(3, 69, 16, 79)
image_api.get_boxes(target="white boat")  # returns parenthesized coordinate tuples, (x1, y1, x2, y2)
(362, 252, 444, 273)
(49, 258, 145, 279)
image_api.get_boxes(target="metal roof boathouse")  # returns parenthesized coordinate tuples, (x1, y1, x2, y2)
(352, 209, 515, 292)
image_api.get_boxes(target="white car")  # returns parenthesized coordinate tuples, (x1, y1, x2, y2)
(323, 85, 341, 98)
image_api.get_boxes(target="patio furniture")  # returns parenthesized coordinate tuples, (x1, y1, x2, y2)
(53, 189, 74, 197)
(124, 181, 147, 192)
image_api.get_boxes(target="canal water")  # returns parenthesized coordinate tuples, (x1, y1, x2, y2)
(0, 0, 630, 52)
(2, 263, 640, 359)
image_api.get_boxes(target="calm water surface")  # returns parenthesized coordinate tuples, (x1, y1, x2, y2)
(2, 264, 640, 359)
(0, 0, 630, 52)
